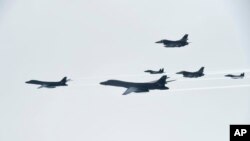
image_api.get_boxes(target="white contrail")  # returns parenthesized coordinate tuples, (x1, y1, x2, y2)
(74, 73, 148, 80)
(74, 69, 250, 80)
(205, 69, 250, 75)
(168, 84, 250, 92)
(69, 83, 99, 87)
(72, 76, 250, 86)
(75, 76, 250, 82)
(178, 77, 250, 82)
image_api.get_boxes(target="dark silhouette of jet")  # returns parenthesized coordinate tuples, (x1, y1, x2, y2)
(144, 68, 164, 74)
(176, 67, 205, 78)
(100, 75, 175, 95)
(155, 34, 189, 48)
(225, 73, 245, 79)
(25, 77, 70, 88)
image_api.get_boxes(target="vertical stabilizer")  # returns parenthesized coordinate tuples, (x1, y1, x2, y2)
(181, 34, 188, 41)
(157, 75, 167, 85)
(198, 67, 205, 74)
(241, 73, 245, 77)
(60, 77, 67, 84)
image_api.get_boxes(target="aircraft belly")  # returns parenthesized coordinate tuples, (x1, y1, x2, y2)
(164, 44, 183, 47)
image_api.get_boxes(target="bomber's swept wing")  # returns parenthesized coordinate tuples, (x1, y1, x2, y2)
(123, 87, 149, 95)
(37, 85, 56, 89)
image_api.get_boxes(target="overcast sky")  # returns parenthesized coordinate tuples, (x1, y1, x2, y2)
(0, 0, 250, 141)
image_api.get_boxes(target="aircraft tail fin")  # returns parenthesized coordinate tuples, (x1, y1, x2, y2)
(60, 77, 68, 84)
(156, 75, 168, 85)
(159, 68, 164, 73)
(241, 73, 245, 77)
(198, 67, 205, 74)
(181, 34, 188, 41)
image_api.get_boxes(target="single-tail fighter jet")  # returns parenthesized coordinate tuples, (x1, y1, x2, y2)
(155, 34, 189, 48)
(176, 67, 205, 78)
(100, 75, 175, 95)
(144, 68, 164, 74)
(225, 73, 245, 79)
(26, 77, 71, 88)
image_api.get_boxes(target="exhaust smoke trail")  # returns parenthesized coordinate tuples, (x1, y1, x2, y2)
(168, 84, 250, 92)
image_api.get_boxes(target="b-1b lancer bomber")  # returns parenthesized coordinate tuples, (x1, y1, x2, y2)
(100, 75, 175, 95)
(26, 77, 71, 88)
(225, 73, 245, 79)
(155, 34, 189, 48)
(176, 67, 205, 78)
(144, 68, 164, 74)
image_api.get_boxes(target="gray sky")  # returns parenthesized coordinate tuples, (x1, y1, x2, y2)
(0, 0, 250, 141)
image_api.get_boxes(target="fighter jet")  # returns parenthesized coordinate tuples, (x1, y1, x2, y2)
(225, 73, 245, 79)
(100, 75, 175, 95)
(144, 68, 164, 74)
(176, 67, 205, 78)
(155, 34, 189, 47)
(25, 77, 71, 88)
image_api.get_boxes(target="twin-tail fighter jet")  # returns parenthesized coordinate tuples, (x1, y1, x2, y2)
(25, 77, 71, 88)
(155, 34, 189, 48)
(176, 67, 205, 78)
(100, 75, 175, 95)
(225, 73, 245, 79)
(144, 68, 164, 74)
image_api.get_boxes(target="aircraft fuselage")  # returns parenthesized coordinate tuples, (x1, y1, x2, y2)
(100, 80, 168, 90)
(26, 79, 68, 88)
(176, 71, 204, 78)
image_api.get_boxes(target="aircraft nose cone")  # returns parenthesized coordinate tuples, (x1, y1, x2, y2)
(25, 81, 31, 83)
(100, 81, 107, 85)
(176, 71, 183, 74)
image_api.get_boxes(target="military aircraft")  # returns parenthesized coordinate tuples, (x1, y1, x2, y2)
(144, 68, 164, 74)
(225, 73, 245, 79)
(100, 75, 175, 95)
(176, 67, 205, 78)
(155, 34, 189, 47)
(25, 77, 71, 88)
